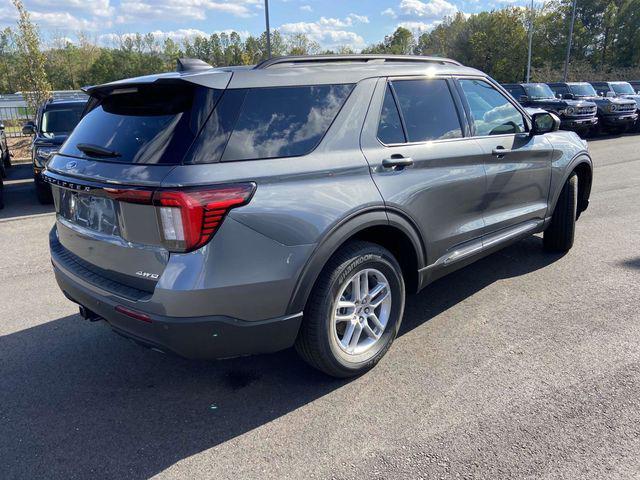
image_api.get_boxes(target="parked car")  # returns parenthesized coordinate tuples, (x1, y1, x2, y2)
(0, 170, 4, 209)
(628, 81, 640, 93)
(0, 121, 10, 178)
(22, 97, 87, 204)
(590, 81, 640, 132)
(502, 83, 598, 136)
(547, 82, 637, 135)
(44, 55, 593, 377)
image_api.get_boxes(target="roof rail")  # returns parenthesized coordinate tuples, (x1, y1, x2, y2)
(254, 54, 462, 69)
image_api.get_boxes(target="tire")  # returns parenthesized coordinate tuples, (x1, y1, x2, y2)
(2, 147, 10, 169)
(35, 182, 53, 204)
(295, 241, 405, 378)
(544, 173, 577, 252)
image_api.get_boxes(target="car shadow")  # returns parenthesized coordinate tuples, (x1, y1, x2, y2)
(1, 236, 563, 479)
(0, 163, 54, 221)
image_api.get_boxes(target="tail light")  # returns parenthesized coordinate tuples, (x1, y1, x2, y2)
(153, 183, 255, 253)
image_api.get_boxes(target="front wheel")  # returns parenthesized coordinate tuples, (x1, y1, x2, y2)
(544, 173, 577, 252)
(296, 241, 405, 378)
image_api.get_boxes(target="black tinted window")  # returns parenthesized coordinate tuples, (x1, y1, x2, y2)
(391, 79, 462, 142)
(459, 79, 526, 136)
(377, 84, 406, 144)
(550, 85, 569, 96)
(61, 84, 220, 164)
(504, 85, 525, 98)
(40, 104, 85, 135)
(221, 84, 353, 161)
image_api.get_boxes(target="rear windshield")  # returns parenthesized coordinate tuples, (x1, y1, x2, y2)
(40, 104, 85, 136)
(60, 84, 221, 164)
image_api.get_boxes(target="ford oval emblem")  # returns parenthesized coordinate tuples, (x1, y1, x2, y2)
(66, 161, 77, 169)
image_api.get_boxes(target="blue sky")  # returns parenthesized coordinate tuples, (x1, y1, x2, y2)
(0, 0, 529, 50)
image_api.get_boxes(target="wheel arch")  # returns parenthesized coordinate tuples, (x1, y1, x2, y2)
(286, 208, 426, 315)
(549, 153, 592, 220)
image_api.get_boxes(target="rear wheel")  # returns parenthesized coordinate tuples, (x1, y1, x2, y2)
(296, 241, 405, 377)
(544, 173, 577, 252)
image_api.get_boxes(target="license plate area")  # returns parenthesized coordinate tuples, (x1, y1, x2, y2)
(59, 189, 120, 236)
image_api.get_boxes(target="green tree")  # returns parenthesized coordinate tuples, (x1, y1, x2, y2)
(11, 0, 50, 113)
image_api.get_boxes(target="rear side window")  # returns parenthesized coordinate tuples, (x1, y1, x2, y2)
(390, 79, 462, 142)
(550, 84, 569, 96)
(503, 85, 525, 98)
(221, 84, 353, 162)
(459, 79, 526, 136)
(377, 84, 406, 144)
(60, 84, 221, 164)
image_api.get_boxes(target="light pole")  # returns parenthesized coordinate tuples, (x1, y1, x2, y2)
(526, 0, 534, 82)
(563, 0, 577, 81)
(264, 0, 272, 58)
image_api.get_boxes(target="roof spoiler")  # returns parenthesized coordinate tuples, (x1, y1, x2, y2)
(176, 58, 213, 72)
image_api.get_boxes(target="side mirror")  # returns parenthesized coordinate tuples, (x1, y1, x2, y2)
(531, 111, 560, 135)
(605, 91, 616, 98)
(556, 93, 562, 99)
(563, 93, 575, 100)
(636, 90, 640, 95)
(22, 121, 36, 135)
(0, 123, 4, 130)
(519, 95, 529, 103)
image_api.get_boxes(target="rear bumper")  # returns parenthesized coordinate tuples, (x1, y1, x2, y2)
(560, 116, 598, 130)
(52, 245, 303, 360)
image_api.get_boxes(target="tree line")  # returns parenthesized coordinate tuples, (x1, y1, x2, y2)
(1, 0, 639, 110)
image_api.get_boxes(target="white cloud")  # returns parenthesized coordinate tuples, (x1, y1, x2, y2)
(348, 13, 369, 24)
(99, 28, 250, 46)
(280, 14, 367, 50)
(381, 8, 398, 18)
(399, 0, 458, 19)
(398, 20, 441, 33)
(300, 5, 313, 12)
(117, 0, 258, 24)
(28, 0, 115, 18)
(30, 11, 110, 30)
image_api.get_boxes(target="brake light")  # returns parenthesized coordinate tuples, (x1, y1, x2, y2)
(153, 183, 255, 252)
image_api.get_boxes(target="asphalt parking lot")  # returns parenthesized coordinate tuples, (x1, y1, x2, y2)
(1, 135, 639, 480)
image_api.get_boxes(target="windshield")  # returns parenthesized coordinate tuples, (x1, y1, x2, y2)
(40, 104, 85, 136)
(611, 83, 635, 95)
(524, 84, 555, 99)
(569, 83, 597, 97)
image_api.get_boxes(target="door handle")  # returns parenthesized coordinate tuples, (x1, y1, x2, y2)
(492, 146, 512, 158)
(382, 155, 414, 170)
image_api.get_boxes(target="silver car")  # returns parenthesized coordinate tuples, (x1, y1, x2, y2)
(45, 55, 593, 377)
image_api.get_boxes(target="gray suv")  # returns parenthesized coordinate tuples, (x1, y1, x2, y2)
(45, 55, 593, 377)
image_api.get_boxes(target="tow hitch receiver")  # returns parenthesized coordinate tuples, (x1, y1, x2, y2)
(79, 305, 102, 322)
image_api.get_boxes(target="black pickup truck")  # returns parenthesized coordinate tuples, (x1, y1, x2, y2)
(548, 82, 637, 135)
(22, 98, 87, 203)
(503, 83, 598, 136)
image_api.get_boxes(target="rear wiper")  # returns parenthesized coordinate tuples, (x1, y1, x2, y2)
(76, 143, 121, 158)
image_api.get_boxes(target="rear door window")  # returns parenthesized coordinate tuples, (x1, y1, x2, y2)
(459, 79, 526, 136)
(221, 84, 353, 161)
(504, 85, 525, 99)
(389, 78, 463, 142)
(60, 84, 221, 164)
